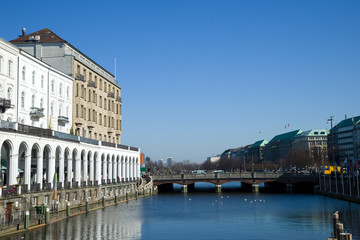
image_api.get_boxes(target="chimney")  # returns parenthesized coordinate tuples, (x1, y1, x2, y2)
(22, 27, 26, 36)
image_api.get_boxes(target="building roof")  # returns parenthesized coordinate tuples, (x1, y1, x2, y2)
(10, 28, 115, 79)
(334, 116, 360, 129)
(250, 139, 268, 149)
(268, 129, 302, 144)
(296, 129, 329, 137)
(10, 28, 66, 44)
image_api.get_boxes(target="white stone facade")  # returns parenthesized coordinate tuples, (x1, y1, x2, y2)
(0, 38, 18, 122)
(0, 128, 140, 190)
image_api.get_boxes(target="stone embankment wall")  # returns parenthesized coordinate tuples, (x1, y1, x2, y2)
(0, 177, 156, 237)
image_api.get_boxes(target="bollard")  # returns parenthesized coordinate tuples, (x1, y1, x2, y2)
(340, 233, 352, 240)
(45, 208, 50, 224)
(24, 211, 29, 230)
(336, 223, 344, 240)
(86, 200, 89, 212)
(66, 202, 71, 217)
(333, 212, 339, 238)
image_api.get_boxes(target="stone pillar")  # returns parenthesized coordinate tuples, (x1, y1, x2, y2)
(113, 160, 117, 182)
(129, 162, 132, 181)
(59, 155, 64, 187)
(75, 157, 81, 186)
(37, 154, 43, 190)
(89, 155, 94, 184)
(215, 185, 222, 193)
(25, 154, 31, 191)
(9, 153, 18, 186)
(181, 185, 188, 193)
(83, 158, 88, 186)
(108, 159, 113, 182)
(102, 158, 107, 183)
(95, 158, 101, 185)
(48, 154, 55, 189)
(67, 158, 72, 187)
(286, 183, 293, 193)
(252, 184, 259, 193)
(117, 159, 121, 182)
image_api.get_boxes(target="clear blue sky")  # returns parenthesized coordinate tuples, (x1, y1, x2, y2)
(1, 1, 360, 163)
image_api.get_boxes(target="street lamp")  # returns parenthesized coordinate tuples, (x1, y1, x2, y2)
(328, 116, 338, 194)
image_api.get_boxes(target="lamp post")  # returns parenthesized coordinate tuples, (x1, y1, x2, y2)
(328, 116, 338, 194)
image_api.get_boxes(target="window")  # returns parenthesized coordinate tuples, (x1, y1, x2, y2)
(59, 83, 62, 95)
(7, 88, 12, 100)
(21, 92, 25, 108)
(41, 75, 44, 88)
(32, 71, 35, 85)
(59, 104, 63, 116)
(51, 80, 55, 93)
(8, 60, 12, 77)
(40, 98, 43, 109)
(66, 106, 70, 117)
(67, 86, 70, 99)
(31, 95, 35, 108)
(51, 102, 54, 116)
(22, 66, 26, 81)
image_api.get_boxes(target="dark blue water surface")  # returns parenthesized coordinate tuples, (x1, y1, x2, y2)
(3, 185, 360, 240)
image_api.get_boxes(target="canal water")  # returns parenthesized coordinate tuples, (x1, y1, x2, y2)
(2, 183, 360, 240)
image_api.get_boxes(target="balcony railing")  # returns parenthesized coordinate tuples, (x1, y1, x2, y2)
(75, 73, 85, 82)
(116, 97, 122, 103)
(108, 92, 115, 98)
(88, 80, 97, 88)
(58, 116, 69, 125)
(30, 107, 44, 118)
(0, 120, 16, 130)
(18, 124, 52, 136)
(0, 98, 11, 112)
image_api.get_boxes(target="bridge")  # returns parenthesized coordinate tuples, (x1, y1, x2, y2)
(152, 172, 319, 193)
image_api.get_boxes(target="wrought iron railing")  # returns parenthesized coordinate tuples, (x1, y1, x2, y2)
(75, 73, 85, 82)
(80, 136, 99, 145)
(88, 80, 97, 88)
(0, 120, 15, 130)
(29, 107, 44, 118)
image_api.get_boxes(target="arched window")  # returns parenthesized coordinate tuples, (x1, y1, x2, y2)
(8, 60, 12, 77)
(66, 106, 70, 117)
(59, 104, 62, 116)
(59, 83, 62, 95)
(51, 102, 54, 116)
(66, 86, 70, 99)
(40, 98, 43, 109)
(21, 92, 25, 108)
(22, 66, 26, 81)
(31, 94, 35, 108)
(32, 71, 35, 85)
(51, 80, 55, 93)
(7, 88, 12, 100)
(41, 75, 44, 88)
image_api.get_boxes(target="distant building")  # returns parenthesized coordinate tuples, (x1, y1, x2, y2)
(328, 116, 360, 164)
(293, 129, 329, 164)
(263, 129, 302, 162)
(158, 159, 164, 166)
(207, 156, 220, 163)
(166, 157, 172, 167)
(247, 140, 268, 163)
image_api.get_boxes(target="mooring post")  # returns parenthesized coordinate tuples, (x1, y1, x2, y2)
(126, 192, 129, 201)
(86, 200, 89, 212)
(215, 185, 222, 193)
(143, 189, 146, 197)
(340, 233, 352, 240)
(336, 223, 344, 240)
(45, 208, 50, 224)
(333, 212, 339, 238)
(66, 202, 71, 217)
(24, 211, 29, 230)
(102, 197, 105, 207)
